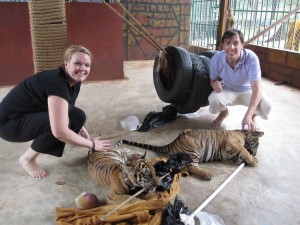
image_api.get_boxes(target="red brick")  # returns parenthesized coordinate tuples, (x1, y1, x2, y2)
(181, 5, 191, 15)
(149, 27, 177, 37)
(122, 1, 191, 60)
(179, 0, 192, 3)
(168, 35, 179, 46)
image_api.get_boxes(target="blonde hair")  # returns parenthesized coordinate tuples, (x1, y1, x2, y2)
(64, 45, 92, 62)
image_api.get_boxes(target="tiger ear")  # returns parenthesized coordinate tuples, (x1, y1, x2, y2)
(254, 131, 264, 137)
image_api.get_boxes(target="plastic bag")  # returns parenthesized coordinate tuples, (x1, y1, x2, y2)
(119, 115, 140, 131)
(197, 211, 225, 225)
(137, 105, 177, 132)
(180, 211, 225, 225)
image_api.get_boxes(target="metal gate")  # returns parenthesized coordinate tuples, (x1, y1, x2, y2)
(190, 0, 300, 52)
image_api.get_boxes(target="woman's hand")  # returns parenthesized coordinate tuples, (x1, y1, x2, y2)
(242, 80, 262, 131)
(93, 136, 111, 152)
(211, 80, 223, 93)
(78, 126, 90, 139)
(242, 115, 256, 131)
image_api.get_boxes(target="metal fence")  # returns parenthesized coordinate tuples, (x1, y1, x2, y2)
(190, 0, 220, 50)
(190, 0, 300, 52)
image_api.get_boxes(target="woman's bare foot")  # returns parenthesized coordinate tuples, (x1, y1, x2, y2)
(19, 148, 48, 178)
(211, 108, 229, 127)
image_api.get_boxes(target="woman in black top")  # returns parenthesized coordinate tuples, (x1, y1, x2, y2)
(0, 45, 110, 178)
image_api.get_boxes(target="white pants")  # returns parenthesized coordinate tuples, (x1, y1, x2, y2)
(208, 88, 272, 120)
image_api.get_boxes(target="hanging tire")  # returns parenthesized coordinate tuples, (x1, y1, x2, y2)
(196, 55, 213, 106)
(153, 46, 193, 104)
(198, 50, 219, 59)
(198, 55, 211, 73)
(175, 54, 213, 114)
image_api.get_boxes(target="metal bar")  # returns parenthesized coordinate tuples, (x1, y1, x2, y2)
(234, 10, 292, 13)
(244, 5, 300, 46)
(187, 163, 246, 221)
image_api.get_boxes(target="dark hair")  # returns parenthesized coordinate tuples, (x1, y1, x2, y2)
(222, 29, 245, 43)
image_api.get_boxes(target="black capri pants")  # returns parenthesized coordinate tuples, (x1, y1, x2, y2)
(0, 107, 86, 157)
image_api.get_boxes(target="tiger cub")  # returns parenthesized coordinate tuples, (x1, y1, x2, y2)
(115, 129, 264, 180)
(87, 147, 161, 204)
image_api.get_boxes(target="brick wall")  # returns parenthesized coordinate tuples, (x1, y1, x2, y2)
(121, 0, 191, 60)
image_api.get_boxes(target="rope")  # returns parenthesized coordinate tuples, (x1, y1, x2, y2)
(101, 0, 167, 55)
(227, 0, 235, 29)
(28, 0, 67, 73)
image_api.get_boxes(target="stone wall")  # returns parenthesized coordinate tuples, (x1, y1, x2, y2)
(121, 0, 191, 60)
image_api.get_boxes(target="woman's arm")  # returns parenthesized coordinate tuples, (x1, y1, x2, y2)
(48, 95, 110, 151)
(242, 79, 262, 130)
(79, 126, 90, 139)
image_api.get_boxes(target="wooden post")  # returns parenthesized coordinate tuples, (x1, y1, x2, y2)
(217, 0, 229, 50)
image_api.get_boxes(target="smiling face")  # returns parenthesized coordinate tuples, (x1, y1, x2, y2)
(223, 34, 244, 63)
(64, 51, 91, 85)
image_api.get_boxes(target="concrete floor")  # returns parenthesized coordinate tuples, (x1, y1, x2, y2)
(0, 60, 299, 225)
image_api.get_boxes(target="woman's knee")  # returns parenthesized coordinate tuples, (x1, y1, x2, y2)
(258, 95, 272, 119)
(69, 107, 86, 131)
(0, 112, 50, 142)
(208, 92, 218, 106)
(208, 93, 226, 114)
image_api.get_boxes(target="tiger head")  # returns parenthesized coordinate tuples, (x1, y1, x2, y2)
(243, 130, 264, 156)
(131, 159, 161, 192)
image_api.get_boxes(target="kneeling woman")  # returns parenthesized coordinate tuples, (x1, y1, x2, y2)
(0, 45, 110, 178)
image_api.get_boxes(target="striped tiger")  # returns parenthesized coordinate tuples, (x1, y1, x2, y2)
(87, 147, 161, 204)
(115, 129, 264, 180)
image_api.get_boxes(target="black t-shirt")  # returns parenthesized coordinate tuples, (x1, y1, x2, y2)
(0, 67, 81, 119)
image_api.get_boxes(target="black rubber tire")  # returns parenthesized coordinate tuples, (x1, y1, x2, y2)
(175, 54, 213, 114)
(198, 55, 211, 76)
(198, 50, 219, 59)
(196, 55, 213, 106)
(153, 46, 193, 104)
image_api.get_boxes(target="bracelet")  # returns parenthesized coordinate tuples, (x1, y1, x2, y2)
(90, 139, 95, 152)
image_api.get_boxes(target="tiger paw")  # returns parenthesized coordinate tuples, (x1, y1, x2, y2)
(247, 156, 259, 167)
(188, 166, 214, 180)
(202, 172, 215, 180)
